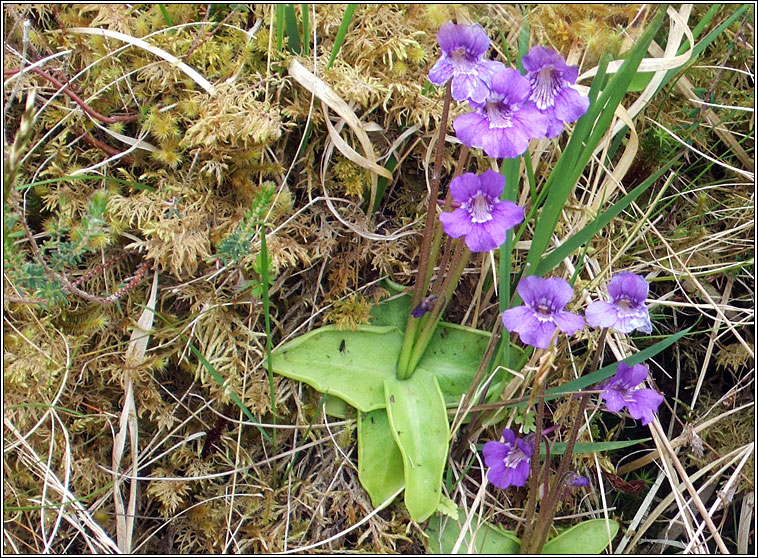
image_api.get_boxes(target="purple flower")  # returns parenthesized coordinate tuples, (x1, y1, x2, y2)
(522, 46, 590, 138)
(585, 272, 652, 334)
(566, 472, 590, 487)
(453, 68, 549, 159)
(428, 22, 505, 103)
(599, 362, 664, 426)
(483, 428, 533, 489)
(411, 294, 439, 318)
(501, 276, 584, 349)
(438, 170, 524, 252)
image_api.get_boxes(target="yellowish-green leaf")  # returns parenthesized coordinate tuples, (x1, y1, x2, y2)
(541, 519, 620, 554)
(384, 369, 449, 522)
(357, 409, 404, 507)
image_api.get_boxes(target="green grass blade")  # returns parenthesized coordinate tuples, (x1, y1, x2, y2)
(327, 4, 357, 69)
(690, 5, 722, 43)
(147, 307, 272, 443)
(499, 157, 520, 311)
(284, 4, 301, 54)
(677, 5, 749, 69)
(502, 327, 692, 410)
(187, 337, 272, 443)
(516, 56, 609, 274)
(534, 155, 681, 276)
(498, 156, 521, 369)
(157, 4, 173, 27)
(546, 326, 692, 396)
(547, 438, 650, 455)
(275, 4, 285, 52)
(516, 9, 530, 73)
(524, 7, 667, 274)
(301, 4, 310, 56)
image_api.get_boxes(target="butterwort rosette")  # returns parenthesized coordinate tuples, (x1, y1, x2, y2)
(453, 67, 549, 159)
(438, 170, 524, 252)
(585, 272, 653, 334)
(501, 276, 584, 349)
(482, 428, 533, 489)
(598, 362, 664, 425)
(428, 22, 505, 103)
(522, 46, 590, 138)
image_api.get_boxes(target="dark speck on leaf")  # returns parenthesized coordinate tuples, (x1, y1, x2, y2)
(339, 339, 346, 352)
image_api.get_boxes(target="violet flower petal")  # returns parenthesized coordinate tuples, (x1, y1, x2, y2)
(448, 172, 483, 202)
(600, 388, 627, 413)
(585, 300, 619, 329)
(438, 208, 473, 239)
(427, 59, 454, 85)
(501, 305, 537, 335)
(492, 67, 532, 103)
(553, 310, 585, 335)
(477, 169, 506, 198)
(626, 389, 664, 425)
(554, 86, 590, 123)
(608, 272, 648, 304)
(520, 320, 558, 350)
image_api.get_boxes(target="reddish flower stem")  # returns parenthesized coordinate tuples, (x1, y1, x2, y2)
(4, 67, 139, 124)
(410, 81, 452, 310)
(77, 128, 135, 166)
(525, 328, 608, 553)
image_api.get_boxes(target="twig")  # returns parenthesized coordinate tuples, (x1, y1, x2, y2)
(76, 128, 136, 165)
(7, 192, 149, 304)
(4, 67, 139, 124)
(183, 5, 242, 61)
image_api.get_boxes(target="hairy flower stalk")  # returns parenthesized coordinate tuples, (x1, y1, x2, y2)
(521, 378, 547, 546)
(397, 82, 454, 380)
(523, 328, 608, 553)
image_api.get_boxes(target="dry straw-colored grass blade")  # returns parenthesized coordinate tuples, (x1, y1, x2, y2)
(577, 6, 694, 83)
(649, 418, 730, 553)
(112, 271, 159, 553)
(66, 27, 216, 94)
(4, 419, 120, 553)
(289, 58, 392, 216)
